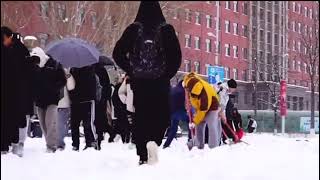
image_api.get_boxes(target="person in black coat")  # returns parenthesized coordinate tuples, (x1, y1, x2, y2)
(69, 65, 98, 151)
(231, 108, 242, 132)
(1, 27, 33, 155)
(113, 1, 181, 165)
(94, 62, 114, 149)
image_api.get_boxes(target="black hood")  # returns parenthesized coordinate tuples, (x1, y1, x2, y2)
(134, 1, 166, 28)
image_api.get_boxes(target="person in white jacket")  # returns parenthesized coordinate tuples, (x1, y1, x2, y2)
(57, 68, 75, 150)
(118, 75, 135, 146)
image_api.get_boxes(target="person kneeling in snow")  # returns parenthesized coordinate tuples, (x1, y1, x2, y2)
(183, 73, 222, 149)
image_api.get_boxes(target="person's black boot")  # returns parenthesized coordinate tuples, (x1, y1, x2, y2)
(138, 156, 148, 165)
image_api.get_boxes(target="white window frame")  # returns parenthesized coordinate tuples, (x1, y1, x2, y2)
(233, 68, 238, 80)
(206, 15, 212, 28)
(225, 67, 230, 79)
(298, 41, 301, 52)
(185, 9, 191, 22)
(195, 12, 201, 25)
(225, 20, 230, 33)
(304, 25, 308, 36)
(292, 2, 296, 12)
(293, 40, 296, 51)
(205, 64, 210, 75)
(194, 61, 200, 74)
(309, 9, 312, 19)
(225, 44, 230, 57)
(91, 12, 97, 29)
(242, 48, 248, 59)
(297, 4, 301, 14)
(226, 1, 230, 10)
(297, 61, 301, 72)
(195, 36, 200, 50)
(298, 23, 301, 34)
(205, 39, 211, 53)
(292, 21, 295, 32)
(304, 7, 308, 17)
(184, 60, 191, 72)
(233, 45, 238, 58)
(310, 27, 313, 37)
(233, 23, 238, 35)
(304, 63, 307, 73)
(233, 1, 238, 12)
(185, 34, 191, 48)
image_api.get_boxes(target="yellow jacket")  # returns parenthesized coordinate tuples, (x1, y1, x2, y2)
(183, 73, 220, 125)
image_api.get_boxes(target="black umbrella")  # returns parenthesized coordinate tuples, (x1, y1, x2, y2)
(99, 56, 115, 66)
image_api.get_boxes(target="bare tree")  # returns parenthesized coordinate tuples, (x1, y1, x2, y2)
(297, 13, 319, 135)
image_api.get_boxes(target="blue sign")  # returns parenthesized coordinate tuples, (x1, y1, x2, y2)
(300, 117, 319, 133)
(208, 66, 225, 85)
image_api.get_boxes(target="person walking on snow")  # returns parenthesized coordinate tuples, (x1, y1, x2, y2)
(163, 80, 190, 149)
(183, 73, 222, 149)
(113, 1, 181, 165)
(29, 47, 66, 153)
(1, 27, 34, 156)
(57, 68, 75, 150)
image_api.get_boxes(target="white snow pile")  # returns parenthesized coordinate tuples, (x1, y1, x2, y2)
(1, 133, 319, 180)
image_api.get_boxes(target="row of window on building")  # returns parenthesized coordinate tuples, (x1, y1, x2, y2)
(291, 2, 317, 19)
(290, 21, 318, 36)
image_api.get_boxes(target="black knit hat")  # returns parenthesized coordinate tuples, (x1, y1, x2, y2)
(1, 26, 13, 43)
(227, 79, 237, 88)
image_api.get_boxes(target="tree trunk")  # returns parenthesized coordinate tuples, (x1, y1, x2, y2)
(310, 83, 315, 135)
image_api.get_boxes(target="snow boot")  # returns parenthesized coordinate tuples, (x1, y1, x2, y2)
(46, 147, 56, 153)
(146, 141, 158, 165)
(138, 156, 148, 165)
(16, 143, 24, 157)
(1, 151, 8, 155)
(72, 146, 79, 151)
(12, 143, 21, 157)
(114, 134, 121, 142)
(128, 143, 136, 150)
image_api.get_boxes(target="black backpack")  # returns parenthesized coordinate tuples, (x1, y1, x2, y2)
(129, 22, 167, 79)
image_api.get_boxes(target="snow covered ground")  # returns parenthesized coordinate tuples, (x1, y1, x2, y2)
(1, 133, 319, 180)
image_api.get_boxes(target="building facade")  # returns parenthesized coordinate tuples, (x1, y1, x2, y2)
(1, 1, 319, 111)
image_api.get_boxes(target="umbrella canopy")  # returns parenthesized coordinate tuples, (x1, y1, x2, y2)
(45, 38, 100, 68)
(99, 56, 115, 66)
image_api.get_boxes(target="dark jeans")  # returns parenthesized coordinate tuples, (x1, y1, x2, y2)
(71, 101, 96, 148)
(163, 109, 189, 148)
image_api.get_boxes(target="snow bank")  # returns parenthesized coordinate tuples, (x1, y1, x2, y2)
(1, 133, 319, 180)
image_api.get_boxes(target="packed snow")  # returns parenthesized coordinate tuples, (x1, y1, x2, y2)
(1, 133, 319, 180)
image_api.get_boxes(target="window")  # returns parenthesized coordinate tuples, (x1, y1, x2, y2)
(206, 15, 212, 28)
(91, 12, 97, 29)
(304, 7, 308, 17)
(297, 61, 301, 72)
(185, 34, 191, 48)
(292, 21, 295, 31)
(185, 9, 191, 22)
(309, 27, 313, 37)
(195, 12, 201, 25)
(233, 68, 238, 80)
(184, 60, 191, 72)
(57, 3, 66, 20)
(298, 41, 301, 52)
(233, 1, 238, 12)
(243, 2, 248, 15)
(215, 1, 220, 6)
(309, 9, 312, 19)
(267, 11, 272, 23)
(293, 40, 296, 51)
(287, 96, 291, 109)
(252, 6, 257, 17)
(225, 44, 231, 56)
(267, 32, 271, 43)
(298, 23, 301, 34)
(233, 23, 238, 35)
(260, 30, 264, 41)
(293, 60, 296, 70)
(260, 8, 264, 20)
(233, 46, 238, 58)
(299, 97, 304, 110)
(195, 36, 200, 50)
(225, 20, 230, 33)
(218, 17, 221, 30)
(274, 34, 278, 45)
(293, 2, 296, 12)
(205, 39, 212, 53)
(243, 48, 248, 59)
(225, 1, 230, 10)
(304, 46, 307, 54)
(274, 14, 278, 25)
(225, 67, 230, 79)
(205, 64, 210, 75)
(293, 96, 298, 110)
(173, 9, 179, 19)
(243, 25, 248, 37)
(194, 61, 200, 74)
(206, 1, 212, 4)
(38, 33, 48, 48)
(40, 1, 49, 17)
(297, 4, 301, 14)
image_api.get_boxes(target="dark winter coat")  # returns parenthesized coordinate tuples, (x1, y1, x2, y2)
(32, 57, 66, 108)
(231, 108, 243, 131)
(69, 66, 97, 103)
(112, 4, 181, 81)
(94, 64, 112, 104)
(170, 81, 186, 113)
(112, 83, 127, 120)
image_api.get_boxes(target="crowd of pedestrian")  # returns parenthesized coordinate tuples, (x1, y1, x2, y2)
(1, 1, 257, 165)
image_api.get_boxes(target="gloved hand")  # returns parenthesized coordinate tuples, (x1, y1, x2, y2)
(189, 122, 195, 129)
